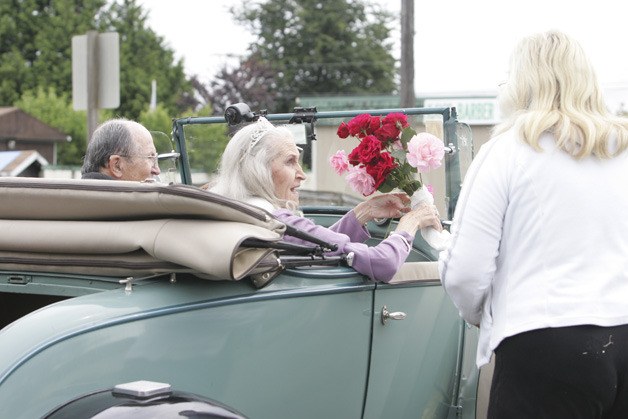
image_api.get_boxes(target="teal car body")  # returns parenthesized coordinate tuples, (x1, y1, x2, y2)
(0, 107, 481, 418)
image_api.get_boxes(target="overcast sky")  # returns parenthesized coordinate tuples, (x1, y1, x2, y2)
(138, 0, 628, 99)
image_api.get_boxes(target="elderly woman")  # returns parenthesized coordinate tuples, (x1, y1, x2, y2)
(209, 118, 442, 282)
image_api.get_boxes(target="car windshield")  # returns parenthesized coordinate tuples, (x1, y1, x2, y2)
(172, 106, 471, 220)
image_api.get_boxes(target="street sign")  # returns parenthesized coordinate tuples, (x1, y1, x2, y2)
(72, 32, 120, 110)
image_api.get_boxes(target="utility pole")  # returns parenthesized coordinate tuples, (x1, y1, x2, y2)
(85, 30, 100, 141)
(400, 0, 415, 108)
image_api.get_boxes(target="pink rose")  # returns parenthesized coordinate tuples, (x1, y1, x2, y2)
(346, 166, 376, 196)
(329, 150, 350, 175)
(406, 132, 445, 172)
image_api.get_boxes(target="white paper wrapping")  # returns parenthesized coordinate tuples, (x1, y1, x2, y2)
(410, 187, 451, 251)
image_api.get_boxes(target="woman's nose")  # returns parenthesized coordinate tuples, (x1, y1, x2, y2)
(296, 164, 306, 180)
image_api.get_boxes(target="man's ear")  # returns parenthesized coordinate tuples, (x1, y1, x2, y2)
(106, 155, 125, 179)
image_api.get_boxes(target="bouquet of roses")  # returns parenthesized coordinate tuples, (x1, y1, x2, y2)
(330, 112, 445, 197)
(330, 112, 451, 250)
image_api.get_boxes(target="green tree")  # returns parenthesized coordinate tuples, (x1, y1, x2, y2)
(178, 104, 229, 176)
(31, 0, 107, 95)
(139, 104, 175, 153)
(15, 87, 87, 165)
(0, 0, 105, 104)
(229, 0, 396, 111)
(205, 54, 278, 115)
(139, 104, 229, 177)
(0, 0, 193, 164)
(0, 0, 191, 119)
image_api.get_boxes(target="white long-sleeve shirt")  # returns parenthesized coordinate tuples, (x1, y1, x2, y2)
(439, 129, 628, 367)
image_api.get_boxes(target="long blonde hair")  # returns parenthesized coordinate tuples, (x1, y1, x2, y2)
(493, 30, 628, 159)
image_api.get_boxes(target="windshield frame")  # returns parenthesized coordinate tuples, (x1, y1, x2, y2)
(172, 107, 463, 219)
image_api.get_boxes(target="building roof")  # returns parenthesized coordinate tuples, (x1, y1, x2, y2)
(0, 150, 49, 177)
(0, 107, 69, 142)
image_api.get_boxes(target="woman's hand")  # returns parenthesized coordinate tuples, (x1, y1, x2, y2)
(353, 193, 411, 224)
(395, 203, 442, 236)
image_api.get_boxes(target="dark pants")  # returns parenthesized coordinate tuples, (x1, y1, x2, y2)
(488, 324, 628, 419)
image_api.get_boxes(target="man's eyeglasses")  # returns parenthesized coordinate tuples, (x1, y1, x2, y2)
(118, 154, 159, 167)
(137, 155, 159, 166)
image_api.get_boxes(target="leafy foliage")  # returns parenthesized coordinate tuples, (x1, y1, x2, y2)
(0, 0, 105, 104)
(0, 0, 193, 165)
(184, 123, 230, 176)
(227, 0, 397, 111)
(179, 105, 230, 175)
(139, 104, 175, 153)
(204, 53, 277, 115)
(1, 0, 400, 169)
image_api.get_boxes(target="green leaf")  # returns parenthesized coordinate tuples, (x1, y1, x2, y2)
(378, 180, 396, 193)
(390, 149, 406, 161)
(400, 126, 417, 145)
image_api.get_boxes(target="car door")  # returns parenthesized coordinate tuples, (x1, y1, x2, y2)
(363, 280, 464, 419)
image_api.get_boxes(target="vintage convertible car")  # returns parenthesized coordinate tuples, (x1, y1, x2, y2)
(0, 107, 484, 418)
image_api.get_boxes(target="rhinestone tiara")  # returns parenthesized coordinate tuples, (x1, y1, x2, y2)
(247, 117, 274, 153)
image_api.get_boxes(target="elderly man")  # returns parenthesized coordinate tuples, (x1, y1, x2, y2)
(81, 119, 161, 181)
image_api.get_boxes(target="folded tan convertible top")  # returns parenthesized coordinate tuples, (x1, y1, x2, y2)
(0, 178, 286, 282)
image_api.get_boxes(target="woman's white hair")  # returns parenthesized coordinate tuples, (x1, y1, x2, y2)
(494, 30, 628, 159)
(210, 118, 295, 208)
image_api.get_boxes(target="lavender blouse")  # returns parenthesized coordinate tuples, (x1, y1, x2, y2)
(273, 209, 413, 282)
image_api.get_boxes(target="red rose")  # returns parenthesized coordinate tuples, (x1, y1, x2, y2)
(347, 114, 372, 137)
(382, 112, 409, 129)
(365, 152, 397, 189)
(348, 135, 382, 165)
(374, 123, 401, 143)
(368, 116, 381, 134)
(337, 122, 350, 139)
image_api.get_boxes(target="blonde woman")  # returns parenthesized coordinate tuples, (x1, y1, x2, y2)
(439, 30, 628, 418)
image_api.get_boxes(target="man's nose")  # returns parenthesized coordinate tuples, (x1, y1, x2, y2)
(152, 165, 161, 175)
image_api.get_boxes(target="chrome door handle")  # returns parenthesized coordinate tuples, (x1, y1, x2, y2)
(381, 305, 407, 325)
